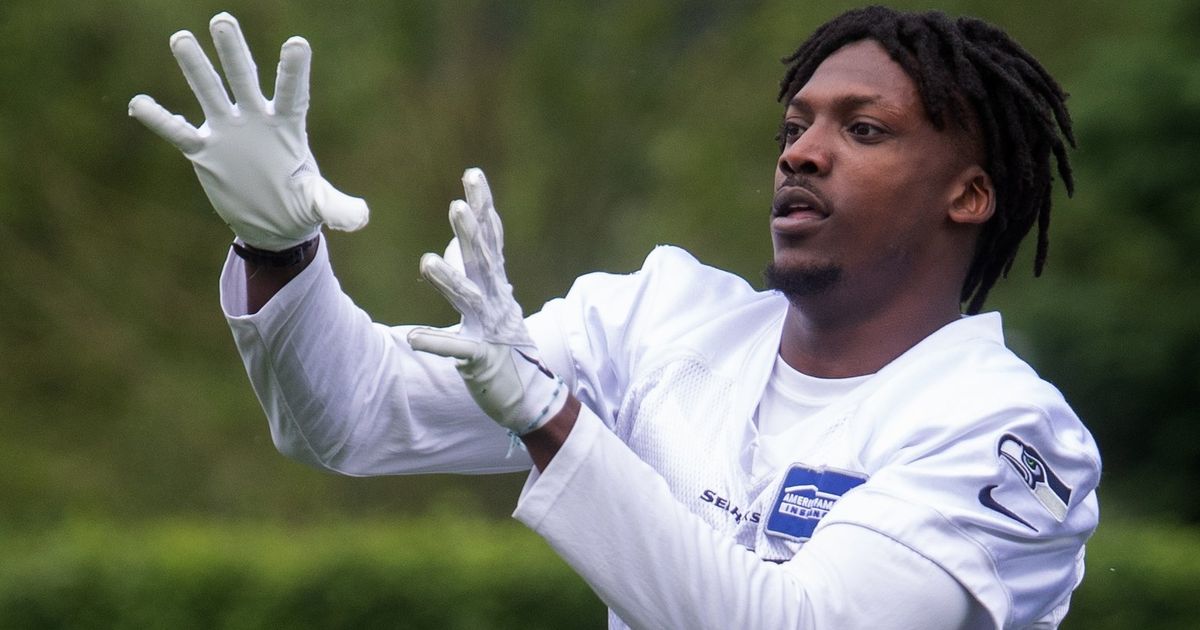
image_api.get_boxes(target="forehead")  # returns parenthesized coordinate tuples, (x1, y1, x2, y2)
(789, 39, 922, 116)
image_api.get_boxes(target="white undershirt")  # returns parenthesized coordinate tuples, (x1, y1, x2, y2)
(735, 354, 988, 629)
(759, 354, 874, 434)
(753, 354, 873, 477)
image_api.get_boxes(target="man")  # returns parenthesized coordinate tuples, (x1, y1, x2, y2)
(130, 7, 1100, 629)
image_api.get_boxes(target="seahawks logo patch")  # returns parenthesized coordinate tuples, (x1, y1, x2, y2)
(982, 434, 1073, 528)
(765, 464, 866, 542)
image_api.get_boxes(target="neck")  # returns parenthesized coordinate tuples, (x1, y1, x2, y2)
(778, 290, 962, 378)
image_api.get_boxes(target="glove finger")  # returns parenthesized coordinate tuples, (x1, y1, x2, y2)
(407, 327, 480, 361)
(273, 36, 311, 117)
(310, 179, 369, 232)
(456, 171, 513, 306)
(448, 198, 486, 285)
(461, 168, 505, 261)
(128, 94, 204, 154)
(420, 252, 484, 319)
(448, 197, 513, 322)
(170, 29, 234, 119)
(442, 237, 465, 275)
(440, 238, 465, 326)
(209, 12, 268, 114)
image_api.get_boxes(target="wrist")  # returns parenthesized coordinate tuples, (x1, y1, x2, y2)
(232, 236, 320, 268)
(239, 236, 321, 314)
(521, 394, 580, 472)
(513, 371, 569, 436)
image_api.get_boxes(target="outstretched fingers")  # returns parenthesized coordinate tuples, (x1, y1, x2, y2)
(169, 29, 233, 120)
(442, 237, 465, 275)
(209, 12, 267, 113)
(406, 328, 481, 362)
(419, 252, 484, 321)
(128, 94, 204, 153)
(448, 199, 488, 287)
(461, 168, 506, 259)
(273, 36, 312, 116)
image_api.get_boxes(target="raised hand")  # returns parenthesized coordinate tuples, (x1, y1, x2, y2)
(407, 169, 568, 438)
(129, 12, 368, 250)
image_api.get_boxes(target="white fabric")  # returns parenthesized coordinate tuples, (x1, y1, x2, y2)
(753, 355, 872, 477)
(221, 242, 1101, 629)
(222, 236, 527, 475)
(515, 404, 980, 629)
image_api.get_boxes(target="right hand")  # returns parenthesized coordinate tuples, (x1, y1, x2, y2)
(128, 12, 368, 251)
(407, 169, 568, 437)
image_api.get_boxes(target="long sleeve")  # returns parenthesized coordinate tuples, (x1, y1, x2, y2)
(220, 236, 531, 475)
(513, 406, 983, 630)
(215, 242, 703, 477)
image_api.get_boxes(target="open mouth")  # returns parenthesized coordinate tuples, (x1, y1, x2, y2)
(772, 186, 829, 227)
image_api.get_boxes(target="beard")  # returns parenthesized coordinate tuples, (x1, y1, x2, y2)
(763, 260, 842, 300)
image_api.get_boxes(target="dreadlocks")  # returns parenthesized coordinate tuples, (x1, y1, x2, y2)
(777, 6, 1075, 314)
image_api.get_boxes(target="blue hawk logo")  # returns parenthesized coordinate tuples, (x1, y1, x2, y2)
(983, 434, 1073, 527)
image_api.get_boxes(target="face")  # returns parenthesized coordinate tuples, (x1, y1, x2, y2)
(769, 39, 984, 309)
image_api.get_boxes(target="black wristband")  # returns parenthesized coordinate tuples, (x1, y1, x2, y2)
(231, 237, 319, 268)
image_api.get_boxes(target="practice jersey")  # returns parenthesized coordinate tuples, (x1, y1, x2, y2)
(221, 240, 1101, 629)
(521, 245, 1100, 628)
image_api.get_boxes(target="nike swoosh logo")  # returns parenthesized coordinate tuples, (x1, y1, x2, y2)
(979, 485, 1037, 532)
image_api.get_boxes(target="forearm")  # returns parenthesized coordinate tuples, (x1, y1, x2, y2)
(516, 406, 809, 628)
(514, 406, 975, 630)
(221, 238, 530, 475)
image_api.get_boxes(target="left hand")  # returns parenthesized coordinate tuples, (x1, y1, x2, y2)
(407, 169, 567, 436)
(128, 12, 369, 250)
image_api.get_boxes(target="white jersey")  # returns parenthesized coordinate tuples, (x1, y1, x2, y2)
(221, 240, 1101, 629)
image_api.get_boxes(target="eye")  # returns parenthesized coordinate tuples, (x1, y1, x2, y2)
(847, 121, 885, 139)
(778, 121, 805, 146)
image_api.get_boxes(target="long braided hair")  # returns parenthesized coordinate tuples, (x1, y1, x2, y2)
(778, 6, 1075, 314)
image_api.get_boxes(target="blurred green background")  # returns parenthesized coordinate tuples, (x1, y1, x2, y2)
(1, 0, 1198, 627)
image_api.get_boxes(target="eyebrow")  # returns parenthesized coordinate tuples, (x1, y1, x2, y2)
(787, 93, 899, 117)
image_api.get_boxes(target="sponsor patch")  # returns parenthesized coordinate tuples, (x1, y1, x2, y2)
(765, 464, 867, 542)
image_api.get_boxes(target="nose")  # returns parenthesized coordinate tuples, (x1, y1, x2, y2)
(778, 125, 831, 177)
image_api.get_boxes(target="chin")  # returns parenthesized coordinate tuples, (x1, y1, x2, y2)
(763, 260, 842, 298)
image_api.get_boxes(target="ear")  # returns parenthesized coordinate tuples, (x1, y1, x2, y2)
(947, 166, 995, 226)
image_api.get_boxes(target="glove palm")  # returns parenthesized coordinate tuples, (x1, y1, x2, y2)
(129, 12, 367, 250)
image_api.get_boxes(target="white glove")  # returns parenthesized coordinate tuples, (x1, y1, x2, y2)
(407, 169, 568, 436)
(128, 12, 368, 251)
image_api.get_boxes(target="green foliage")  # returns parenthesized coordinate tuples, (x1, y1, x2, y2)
(0, 515, 605, 629)
(0, 0, 1197, 601)
(1063, 512, 1200, 629)
(1, 514, 1197, 629)
(987, 0, 1200, 520)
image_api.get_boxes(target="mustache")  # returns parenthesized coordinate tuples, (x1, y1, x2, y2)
(777, 175, 823, 198)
